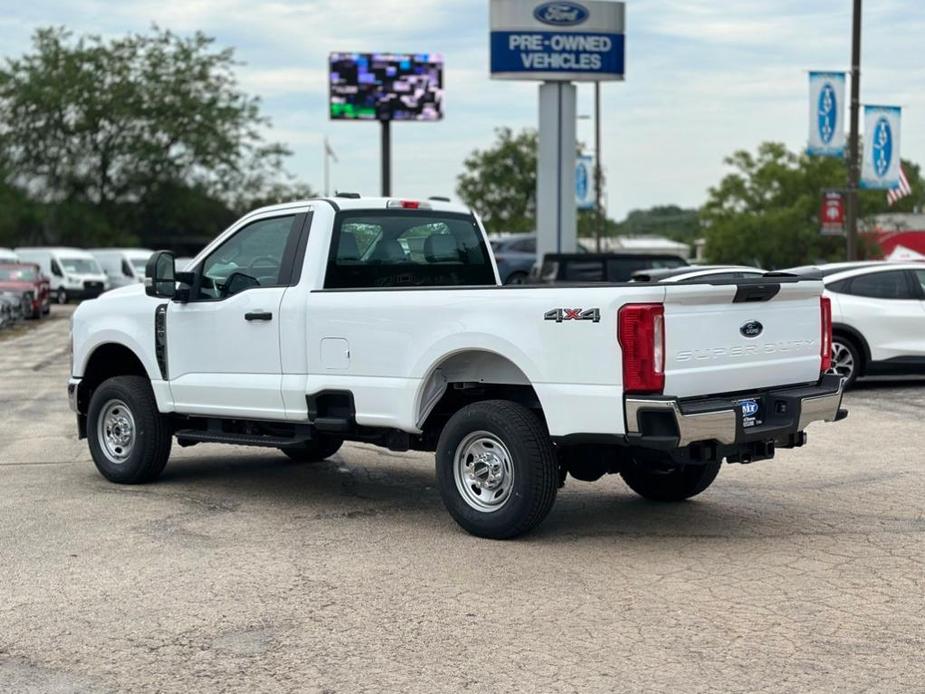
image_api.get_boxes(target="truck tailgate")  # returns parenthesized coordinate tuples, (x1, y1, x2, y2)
(663, 280, 824, 398)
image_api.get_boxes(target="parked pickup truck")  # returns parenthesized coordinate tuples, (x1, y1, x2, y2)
(69, 197, 847, 538)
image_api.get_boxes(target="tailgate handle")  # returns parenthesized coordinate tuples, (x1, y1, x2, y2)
(733, 284, 780, 303)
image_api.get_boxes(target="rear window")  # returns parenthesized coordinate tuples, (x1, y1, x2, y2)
(324, 212, 496, 289)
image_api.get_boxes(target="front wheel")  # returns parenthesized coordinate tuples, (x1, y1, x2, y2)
(87, 376, 172, 484)
(436, 400, 558, 539)
(56, 288, 68, 305)
(621, 460, 722, 502)
(828, 336, 861, 388)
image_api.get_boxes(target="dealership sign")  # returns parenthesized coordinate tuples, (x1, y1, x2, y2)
(807, 72, 845, 157)
(490, 0, 625, 81)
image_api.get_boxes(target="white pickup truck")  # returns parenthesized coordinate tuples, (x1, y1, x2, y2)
(69, 197, 847, 538)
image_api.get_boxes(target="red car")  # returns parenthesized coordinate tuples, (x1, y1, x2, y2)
(0, 263, 51, 319)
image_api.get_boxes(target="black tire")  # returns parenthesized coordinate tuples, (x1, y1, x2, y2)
(436, 400, 558, 539)
(56, 288, 68, 305)
(504, 271, 529, 286)
(621, 460, 722, 502)
(829, 334, 862, 388)
(87, 375, 172, 484)
(280, 436, 343, 463)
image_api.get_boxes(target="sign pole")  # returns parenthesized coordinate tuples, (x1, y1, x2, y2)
(594, 81, 604, 253)
(537, 82, 577, 262)
(846, 0, 862, 260)
(380, 120, 392, 197)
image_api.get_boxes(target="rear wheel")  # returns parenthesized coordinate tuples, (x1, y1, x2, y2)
(436, 400, 558, 539)
(87, 376, 172, 484)
(280, 436, 343, 463)
(505, 271, 529, 285)
(56, 288, 68, 305)
(621, 460, 722, 502)
(828, 336, 861, 387)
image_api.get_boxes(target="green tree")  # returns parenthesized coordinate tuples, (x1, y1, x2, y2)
(614, 205, 700, 242)
(0, 26, 300, 246)
(702, 142, 923, 268)
(456, 128, 538, 234)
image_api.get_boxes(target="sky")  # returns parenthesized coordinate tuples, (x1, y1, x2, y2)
(0, 0, 922, 219)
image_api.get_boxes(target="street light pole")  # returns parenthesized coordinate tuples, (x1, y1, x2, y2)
(594, 81, 604, 253)
(846, 0, 862, 260)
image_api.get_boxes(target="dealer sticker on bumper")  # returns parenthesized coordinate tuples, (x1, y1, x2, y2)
(737, 399, 761, 428)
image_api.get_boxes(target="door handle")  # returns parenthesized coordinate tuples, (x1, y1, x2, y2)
(244, 311, 273, 321)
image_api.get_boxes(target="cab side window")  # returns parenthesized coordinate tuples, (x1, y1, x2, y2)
(197, 215, 299, 299)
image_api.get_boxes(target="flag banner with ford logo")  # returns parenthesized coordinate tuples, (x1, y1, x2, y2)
(490, 0, 625, 82)
(861, 105, 902, 190)
(807, 72, 845, 157)
(576, 155, 595, 209)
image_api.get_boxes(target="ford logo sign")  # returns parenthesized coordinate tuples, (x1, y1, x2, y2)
(873, 116, 893, 178)
(740, 321, 763, 338)
(534, 1, 590, 27)
(817, 82, 837, 145)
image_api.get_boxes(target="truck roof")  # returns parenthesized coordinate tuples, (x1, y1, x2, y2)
(247, 197, 473, 217)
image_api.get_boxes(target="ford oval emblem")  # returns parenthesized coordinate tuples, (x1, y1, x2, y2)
(740, 321, 763, 338)
(533, 1, 590, 27)
(817, 82, 837, 145)
(872, 116, 892, 177)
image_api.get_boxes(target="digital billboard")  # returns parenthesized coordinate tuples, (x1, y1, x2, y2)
(329, 52, 444, 122)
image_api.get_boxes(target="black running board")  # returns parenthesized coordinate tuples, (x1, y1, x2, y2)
(175, 429, 311, 449)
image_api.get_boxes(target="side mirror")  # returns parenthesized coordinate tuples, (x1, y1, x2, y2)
(145, 251, 177, 298)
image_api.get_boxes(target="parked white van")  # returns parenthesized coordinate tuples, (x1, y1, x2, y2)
(0, 248, 19, 263)
(90, 249, 153, 289)
(15, 247, 108, 304)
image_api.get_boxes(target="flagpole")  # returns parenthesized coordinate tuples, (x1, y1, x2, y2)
(324, 137, 331, 197)
(846, 0, 862, 260)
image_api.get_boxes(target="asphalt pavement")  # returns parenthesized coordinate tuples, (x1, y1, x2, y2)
(1, 306, 923, 693)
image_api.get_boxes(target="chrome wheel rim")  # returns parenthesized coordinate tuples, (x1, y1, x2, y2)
(828, 340, 855, 381)
(97, 399, 136, 464)
(453, 431, 515, 513)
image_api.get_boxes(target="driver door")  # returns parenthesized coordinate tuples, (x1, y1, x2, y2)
(167, 213, 305, 419)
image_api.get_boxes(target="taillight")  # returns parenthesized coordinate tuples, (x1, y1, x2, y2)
(618, 303, 665, 394)
(820, 296, 833, 372)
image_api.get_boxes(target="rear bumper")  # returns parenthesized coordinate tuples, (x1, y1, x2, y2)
(625, 374, 847, 450)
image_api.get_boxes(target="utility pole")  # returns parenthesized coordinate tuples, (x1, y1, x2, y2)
(594, 81, 604, 253)
(845, 0, 862, 260)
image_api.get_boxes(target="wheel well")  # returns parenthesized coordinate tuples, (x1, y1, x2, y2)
(417, 350, 544, 448)
(77, 343, 149, 412)
(832, 325, 869, 365)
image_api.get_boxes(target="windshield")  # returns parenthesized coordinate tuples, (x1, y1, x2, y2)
(0, 267, 37, 281)
(60, 257, 101, 275)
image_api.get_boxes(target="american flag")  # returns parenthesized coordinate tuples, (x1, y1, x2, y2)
(886, 165, 912, 206)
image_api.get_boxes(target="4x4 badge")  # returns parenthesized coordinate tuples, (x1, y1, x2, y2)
(545, 308, 601, 323)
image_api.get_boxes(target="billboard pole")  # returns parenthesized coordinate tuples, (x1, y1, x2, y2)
(381, 120, 392, 197)
(845, 0, 862, 260)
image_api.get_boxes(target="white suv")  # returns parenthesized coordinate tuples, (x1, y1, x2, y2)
(789, 262, 925, 386)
